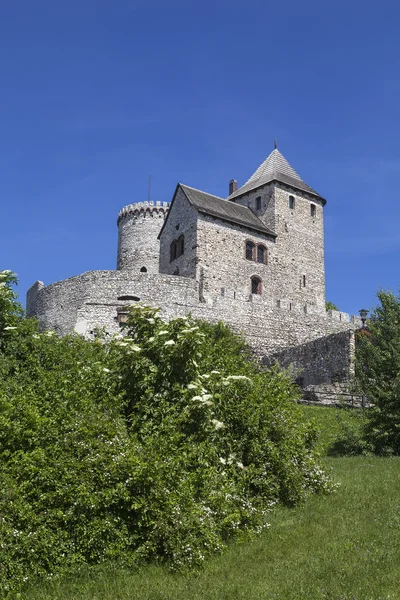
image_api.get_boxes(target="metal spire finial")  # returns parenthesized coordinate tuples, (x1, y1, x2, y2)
(274, 138, 277, 150)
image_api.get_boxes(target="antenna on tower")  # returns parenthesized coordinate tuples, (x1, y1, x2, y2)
(148, 175, 151, 202)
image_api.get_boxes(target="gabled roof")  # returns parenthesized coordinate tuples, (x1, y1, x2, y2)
(227, 149, 326, 205)
(179, 184, 275, 236)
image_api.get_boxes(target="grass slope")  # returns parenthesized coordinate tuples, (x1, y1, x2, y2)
(22, 408, 400, 600)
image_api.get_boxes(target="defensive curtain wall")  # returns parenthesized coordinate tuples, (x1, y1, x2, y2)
(27, 269, 362, 399)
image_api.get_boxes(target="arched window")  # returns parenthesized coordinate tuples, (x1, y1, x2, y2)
(255, 196, 261, 210)
(177, 235, 185, 257)
(140, 266, 147, 273)
(289, 195, 295, 210)
(245, 241, 255, 260)
(170, 235, 185, 262)
(170, 240, 177, 262)
(251, 276, 262, 295)
(257, 245, 267, 264)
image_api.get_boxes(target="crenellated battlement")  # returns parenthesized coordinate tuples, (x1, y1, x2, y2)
(117, 201, 169, 224)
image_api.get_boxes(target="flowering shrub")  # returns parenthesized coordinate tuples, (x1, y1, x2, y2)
(0, 275, 333, 595)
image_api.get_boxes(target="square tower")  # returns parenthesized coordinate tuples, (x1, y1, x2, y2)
(227, 148, 326, 311)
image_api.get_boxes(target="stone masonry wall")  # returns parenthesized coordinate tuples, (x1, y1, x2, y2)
(159, 188, 198, 279)
(231, 182, 326, 312)
(27, 270, 360, 357)
(195, 214, 275, 301)
(263, 330, 355, 387)
(117, 201, 168, 273)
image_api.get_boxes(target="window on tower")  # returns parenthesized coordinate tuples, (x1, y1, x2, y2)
(289, 195, 295, 210)
(170, 240, 177, 262)
(257, 245, 267, 264)
(251, 276, 262, 295)
(255, 196, 261, 210)
(245, 241, 255, 260)
(170, 235, 185, 262)
(310, 204, 316, 217)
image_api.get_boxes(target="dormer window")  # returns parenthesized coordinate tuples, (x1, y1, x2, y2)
(289, 196, 295, 210)
(255, 196, 261, 210)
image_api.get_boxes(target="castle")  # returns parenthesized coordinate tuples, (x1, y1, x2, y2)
(27, 147, 362, 399)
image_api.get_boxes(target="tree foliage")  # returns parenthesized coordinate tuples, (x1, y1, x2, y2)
(355, 290, 400, 454)
(325, 300, 338, 311)
(0, 273, 333, 595)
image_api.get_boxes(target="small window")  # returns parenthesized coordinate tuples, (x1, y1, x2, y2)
(245, 241, 255, 260)
(170, 240, 177, 262)
(117, 295, 140, 301)
(257, 245, 267, 264)
(178, 235, 185, 257)
(302, 275, 306, 288)
(289, 195, 295, 210)
(255, 196, 261, 210)
(310, 204, 316, 217)
(140, 266, 147, 273)
(251, 276, 262, 295)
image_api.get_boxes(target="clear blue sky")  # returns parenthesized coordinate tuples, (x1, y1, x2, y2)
(1, 0, 399, 316)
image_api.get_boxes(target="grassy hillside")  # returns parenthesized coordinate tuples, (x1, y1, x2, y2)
(23, 407, 400, 600)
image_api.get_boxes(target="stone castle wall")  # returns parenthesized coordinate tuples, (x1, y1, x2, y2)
(117, 201, 169, 273)
(264, 329, 355, 387)
(159, 188, 198, 279)
(231, 183, 326, 310)
(27, 269, 360, 358)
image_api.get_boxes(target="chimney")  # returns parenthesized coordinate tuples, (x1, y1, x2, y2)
(229, 179, 238, 195)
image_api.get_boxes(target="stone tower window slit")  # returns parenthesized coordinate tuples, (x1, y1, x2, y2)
(289, 195, 295, 210)
(117, 295, 140, 302)
(311, 204, 316, 217)
(251, 276, 262, 295)
(255, 196, 261, 210)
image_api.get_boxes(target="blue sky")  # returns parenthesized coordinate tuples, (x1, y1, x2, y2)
(1, 0, 399, 316)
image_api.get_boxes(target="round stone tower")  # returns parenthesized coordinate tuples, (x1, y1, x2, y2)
(117, 201, 169, 273)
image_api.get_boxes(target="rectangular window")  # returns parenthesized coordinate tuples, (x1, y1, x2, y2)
(311, 204, 316, 217)
(245, 241, 255, 260)
(289, 196, 295, 210)
(256, 196, 261, 210)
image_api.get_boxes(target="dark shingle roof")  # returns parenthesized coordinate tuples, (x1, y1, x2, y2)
(227, 149, 326, 205)
(180, 184, 275, 236)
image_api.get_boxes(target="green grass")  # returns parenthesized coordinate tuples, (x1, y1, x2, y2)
(21, 408, 400, 600)
(298, 404, 366, 455)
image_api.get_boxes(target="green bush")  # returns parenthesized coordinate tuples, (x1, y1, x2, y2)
(0, 273, 334, 595)
(327, 408, 370, 456)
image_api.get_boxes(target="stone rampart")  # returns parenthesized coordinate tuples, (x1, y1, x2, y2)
(27, 271, 359, 355)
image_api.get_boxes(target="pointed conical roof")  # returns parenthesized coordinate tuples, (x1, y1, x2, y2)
(227, 149, 326, 204)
